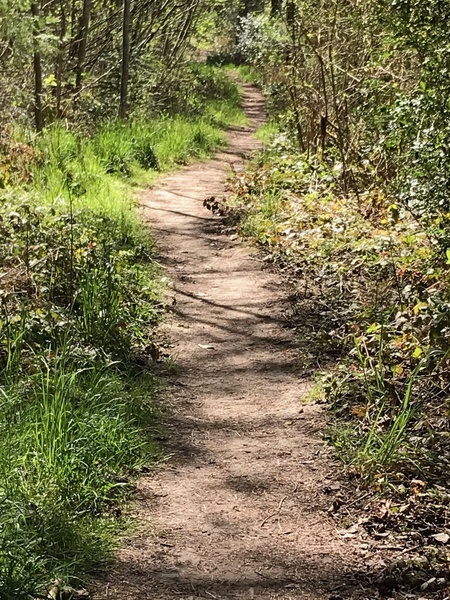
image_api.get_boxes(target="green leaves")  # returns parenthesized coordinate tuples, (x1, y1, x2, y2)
(445, 248, 450, 264)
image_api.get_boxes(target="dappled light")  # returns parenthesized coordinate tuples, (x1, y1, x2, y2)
(2, 0, 450, 598)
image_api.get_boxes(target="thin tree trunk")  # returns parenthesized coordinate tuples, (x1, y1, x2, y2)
(74, 0, 92, 95)
(55, 0, 66, 118)
(120, 0, 132, 119)
(239, 0, 252, 18)
(286, 1, 296, 26)
(31, 2, 43, 132)
(271, 0, 282, 16)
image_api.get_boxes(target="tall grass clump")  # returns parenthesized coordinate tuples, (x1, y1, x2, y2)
(0, 354, 159, 599)
(31, 125, 136, 226)
(0, 192, 163, 598)
(325, 335, 424, 481)
(150, 116, 225, 169)
(30, 112, 231, 217)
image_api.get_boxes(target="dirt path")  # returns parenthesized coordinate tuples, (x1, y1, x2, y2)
(96, 85, 373, 600)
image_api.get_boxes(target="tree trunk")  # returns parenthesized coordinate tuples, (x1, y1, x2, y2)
(286, 0, 296, 26)
(31, 2, 43, 132)
(239, 0, 252, 18)
(119, 0, 132, 119)
(55, 0, 67, 118)
(74, 0, 92, 95)
(271, 0, 282, 16)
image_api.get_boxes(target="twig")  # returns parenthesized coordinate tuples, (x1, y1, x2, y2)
(255, 571, 272, 580)
(260, 495, 287, 527)
(394, 543, 421, 557)
(345, 491, 372, 510)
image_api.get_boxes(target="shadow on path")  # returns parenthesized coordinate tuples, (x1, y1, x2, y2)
(94, 82, 379, 600)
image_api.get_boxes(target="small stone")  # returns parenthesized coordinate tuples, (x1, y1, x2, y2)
(436, 577, 448, 589)
(420, 577, 436, 591)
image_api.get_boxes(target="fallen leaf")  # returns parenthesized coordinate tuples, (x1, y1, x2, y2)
(432, 532, 449, 544)
(352, 404, 367, 418)
(411, 479, 427, 495)
(337, 524, 359, 538)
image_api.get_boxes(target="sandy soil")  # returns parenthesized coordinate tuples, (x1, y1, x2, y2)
(94, 84, 376, 600)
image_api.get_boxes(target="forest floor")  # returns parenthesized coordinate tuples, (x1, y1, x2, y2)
(94, 84, 387, 600)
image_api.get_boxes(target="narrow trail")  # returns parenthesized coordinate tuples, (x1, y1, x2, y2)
(97, 85, 371, 600)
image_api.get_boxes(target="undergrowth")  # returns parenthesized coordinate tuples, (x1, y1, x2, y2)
(0, 64, 245, 599)
(0, 193, 163, 599)
(223, 131, 450, 499)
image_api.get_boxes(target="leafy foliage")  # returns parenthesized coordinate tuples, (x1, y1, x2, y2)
(0, 58, 245, 598)
(217, 0, 450, 503)
(224, 133, 450, 489)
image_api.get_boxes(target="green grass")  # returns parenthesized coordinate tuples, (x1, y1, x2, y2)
(205, 98, 248, 127)
(30, 94, 245, 215)
(225, 64, 260, 84)
(256, 120, 278, 145)
(347, 340, 423, 477)
(0, 195, 163, 597)
(150, 116, 226, 168)
(0, 355, 160, 598)
(0, 64, 247, 599)
(31, 116, 226, 215)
